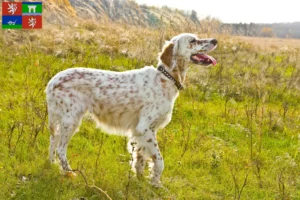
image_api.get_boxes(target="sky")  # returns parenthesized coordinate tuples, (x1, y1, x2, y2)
(135, 0, 300, 23)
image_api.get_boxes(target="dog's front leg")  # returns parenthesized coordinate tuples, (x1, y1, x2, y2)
(127, 141, 147, 178)
(129, 129, 164, 187)
(147, 138, 164, 187)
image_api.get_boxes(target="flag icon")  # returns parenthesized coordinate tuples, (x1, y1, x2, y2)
(2, 2, 42, 29)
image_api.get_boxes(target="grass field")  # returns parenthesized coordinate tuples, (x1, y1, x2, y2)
(1, 24, 300, 199)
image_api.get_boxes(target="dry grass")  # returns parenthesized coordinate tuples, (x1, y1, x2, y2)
(236, 36, 300, 50)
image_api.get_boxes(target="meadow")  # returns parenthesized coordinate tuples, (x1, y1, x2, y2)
(1, 23, 300, 199)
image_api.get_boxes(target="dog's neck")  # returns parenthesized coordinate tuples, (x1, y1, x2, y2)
(158, 57, 188, 90)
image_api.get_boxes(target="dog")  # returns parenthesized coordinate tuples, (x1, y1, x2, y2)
(46, 33, 217, 186)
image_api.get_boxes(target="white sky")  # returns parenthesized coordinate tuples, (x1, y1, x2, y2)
(135, 0, 300, 23)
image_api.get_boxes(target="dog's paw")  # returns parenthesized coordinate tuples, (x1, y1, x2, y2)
(150, 180, 164, 188)
(64, 171, 77, 178)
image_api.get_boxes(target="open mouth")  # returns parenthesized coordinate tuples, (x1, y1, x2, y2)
(190, 54, 217, 66)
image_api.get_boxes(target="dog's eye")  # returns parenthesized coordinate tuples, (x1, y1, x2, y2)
(190, 39, 196, 43)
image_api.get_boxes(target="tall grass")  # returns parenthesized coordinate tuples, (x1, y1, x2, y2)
(0, 23, 300, 199)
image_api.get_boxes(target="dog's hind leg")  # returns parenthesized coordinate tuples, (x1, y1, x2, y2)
(48, 114, 60, 164)
(49, 132, 60, 164)
(56, 114, 84, 172)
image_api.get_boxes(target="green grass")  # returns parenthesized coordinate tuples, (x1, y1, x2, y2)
(1, 27, 300, 199)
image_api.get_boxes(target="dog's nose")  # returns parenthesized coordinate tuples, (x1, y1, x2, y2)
(211, 39, 218, 45)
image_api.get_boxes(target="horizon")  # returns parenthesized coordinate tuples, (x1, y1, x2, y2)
(135, 0, 300, 24)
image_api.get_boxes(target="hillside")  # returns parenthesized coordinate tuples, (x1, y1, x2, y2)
(44, 0, 300, 39)
(41, 0, 201, 29)
(3, 0, 297, 38)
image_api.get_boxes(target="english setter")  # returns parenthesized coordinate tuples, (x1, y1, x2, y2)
(46, 33, 217, 187)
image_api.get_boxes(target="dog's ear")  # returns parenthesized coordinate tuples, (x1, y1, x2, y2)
(160, 42, 174, 68)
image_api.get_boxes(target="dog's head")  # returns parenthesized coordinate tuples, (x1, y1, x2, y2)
(160, 33, 217, 69)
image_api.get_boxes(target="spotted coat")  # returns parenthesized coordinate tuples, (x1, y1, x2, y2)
(46, 33, 217, 187)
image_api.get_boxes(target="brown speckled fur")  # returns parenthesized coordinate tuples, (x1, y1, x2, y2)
(46, 33, 217, 187)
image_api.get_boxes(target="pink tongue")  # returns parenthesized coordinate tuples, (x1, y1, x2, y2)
(195, 54, 217, 65)
(206, 55, 217, 65)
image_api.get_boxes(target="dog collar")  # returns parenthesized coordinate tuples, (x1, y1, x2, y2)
(157, 65, 184, 90)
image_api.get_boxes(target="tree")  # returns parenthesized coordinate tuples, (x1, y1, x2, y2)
(190, 10, 199, 24)
(261, 27, 275, 37)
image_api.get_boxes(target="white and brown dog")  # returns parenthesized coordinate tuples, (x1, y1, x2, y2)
(46, 33, 217, 186)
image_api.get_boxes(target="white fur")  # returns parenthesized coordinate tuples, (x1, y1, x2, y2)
(46, 33, 217, 186)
